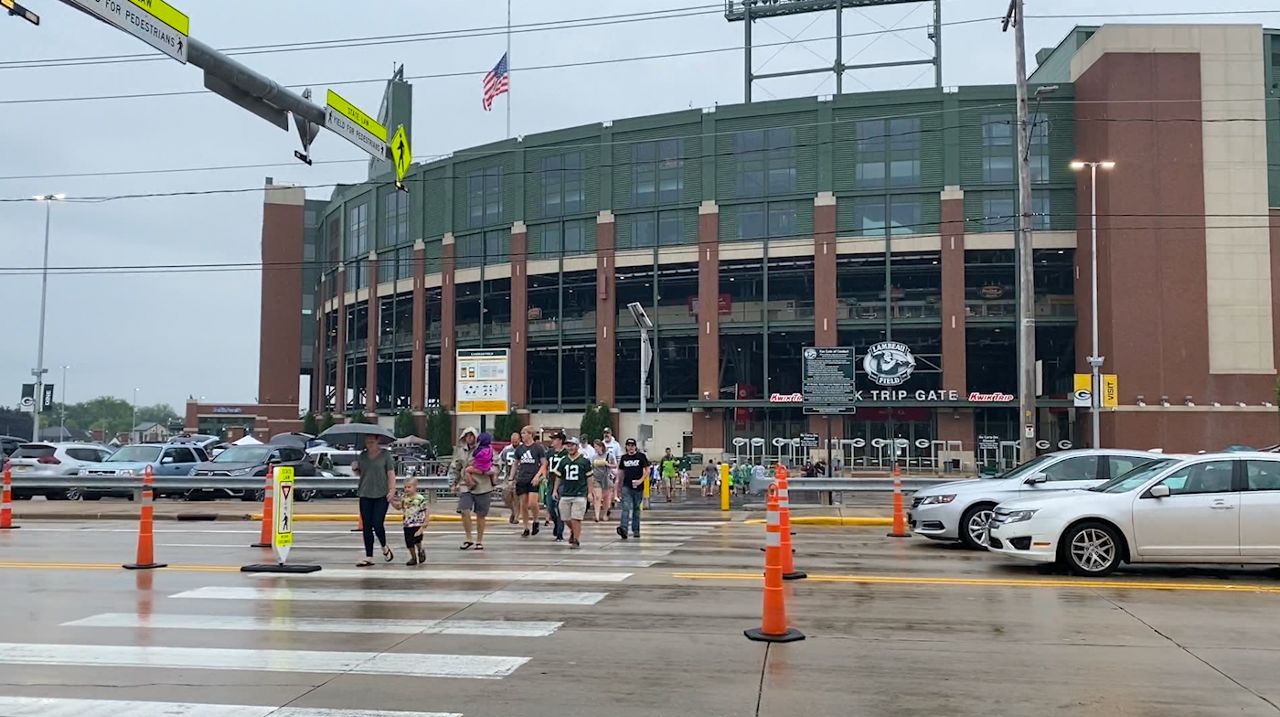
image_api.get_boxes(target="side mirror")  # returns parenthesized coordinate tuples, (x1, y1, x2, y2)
(1147, 484, 1171, 499)
(1024, 472, 1048, 485)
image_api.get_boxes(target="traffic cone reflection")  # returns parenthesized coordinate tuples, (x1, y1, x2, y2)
(745, 484, 805, 643)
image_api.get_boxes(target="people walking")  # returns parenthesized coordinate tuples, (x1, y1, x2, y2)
(394, 477, 429, 566)
(616, 438, 648, 539)
(544, 431, 568, 542)
(590, 438, 616, 522)
(602, 427, 622, 513)
(553, 436, 591, 548)
(659, 448, 678, 503)
(702, 460, 718, 498)
(352, 433, 397, 567)
(499, 432, 520, 524)
(449, 427, 495, 551)
(512, 426, 547, 538)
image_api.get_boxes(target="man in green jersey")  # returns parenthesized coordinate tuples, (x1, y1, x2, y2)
(659, 448, 678, 503)
(553, 436, 592, 548)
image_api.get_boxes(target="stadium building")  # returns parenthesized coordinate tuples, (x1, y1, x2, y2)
(217, 23, 1280, 469)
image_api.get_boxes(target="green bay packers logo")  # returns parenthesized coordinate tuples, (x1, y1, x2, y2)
(863, 341, 916, 387)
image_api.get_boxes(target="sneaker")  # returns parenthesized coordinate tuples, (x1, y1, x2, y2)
(569, 541, 580, 550)
(521, 529, 531, 538)
(554, 536, 564, 543)
(616, 526, 627, 539)
(406, 554, 418, 566)
(532, 522, 541, 536)
(417, 548, 426, 563)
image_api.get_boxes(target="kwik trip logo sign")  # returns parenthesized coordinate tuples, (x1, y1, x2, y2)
(863, 341, 916, 386)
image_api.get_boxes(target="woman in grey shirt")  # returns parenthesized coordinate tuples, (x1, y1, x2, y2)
(352, 434, 398, 566)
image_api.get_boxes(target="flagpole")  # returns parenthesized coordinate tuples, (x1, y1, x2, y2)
(505, 0, 512, 139)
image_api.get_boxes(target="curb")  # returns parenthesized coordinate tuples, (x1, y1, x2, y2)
(251, 513, 463, 523)
(13, 512, 251, 522)
(743, 516, 893, 526)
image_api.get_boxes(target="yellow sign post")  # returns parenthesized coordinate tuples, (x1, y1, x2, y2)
(720, 462, 730, 512)
(390, 124, 412, 190)
(273, 466, 294, 564)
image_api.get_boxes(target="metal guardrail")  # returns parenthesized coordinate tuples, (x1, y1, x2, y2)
(5, 475, 452, 492)
(784, 477, 957, 492)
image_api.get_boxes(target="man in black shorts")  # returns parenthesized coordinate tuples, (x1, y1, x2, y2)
(512, 425, 547, 537)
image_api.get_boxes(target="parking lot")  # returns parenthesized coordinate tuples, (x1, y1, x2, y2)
(1, 511, 1278, 716)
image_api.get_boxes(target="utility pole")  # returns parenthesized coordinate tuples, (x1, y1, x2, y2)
(1004, 0, 1036, 460)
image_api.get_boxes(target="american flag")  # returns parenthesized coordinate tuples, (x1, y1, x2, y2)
(482, 52, 509, 111)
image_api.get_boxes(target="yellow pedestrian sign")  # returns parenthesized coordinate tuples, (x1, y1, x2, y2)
(273, 466, 295, 564)
(391, 124, 412, 190)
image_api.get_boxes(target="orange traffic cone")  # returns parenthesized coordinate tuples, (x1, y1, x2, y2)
(123, 465, 167, 570)
(252, 468, 274, 548)
(745, 485, 804, 643)
(887, 463, 910, 538)
(1, 466, 18, 530)
(775, 465, 805, 580)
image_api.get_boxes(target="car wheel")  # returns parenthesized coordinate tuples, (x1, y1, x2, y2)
(242, 489, 264, 502)
(1062, 522, 1123, 577)
(296, 489, 317, 502)
(958, 503, 996, 550)
(64, 487, 84, 501)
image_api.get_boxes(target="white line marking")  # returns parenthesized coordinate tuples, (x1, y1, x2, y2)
(174, 585, 607, 606)
(0, 642, 527, 679)
(150, 545, 661, 566)
(0, 697, 461, 717)
(264, 569, 632, 583)
(65, 613, 562, 637)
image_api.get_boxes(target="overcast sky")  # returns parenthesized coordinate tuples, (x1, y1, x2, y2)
(2, 0, 1277, 412)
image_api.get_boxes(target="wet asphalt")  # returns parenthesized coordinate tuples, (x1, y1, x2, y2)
(0, 510, 1278, 716)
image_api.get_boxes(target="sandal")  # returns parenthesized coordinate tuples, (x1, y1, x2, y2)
(356, 558, 374, 567)
(459, 542, 474, 551)
(474, 544, 485, 551)
(382, 546, 394, 562)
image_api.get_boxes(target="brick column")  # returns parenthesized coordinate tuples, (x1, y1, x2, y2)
(440, 234, 457, 418)
(411, 240, 426, 434)
(693, 201, 724, 454)
(596, 212, 617, 406)
(510, 222, 529, 411)
(809, 192, 843, 440)
(334, 265, 347, 415)
(365, 252, 379, 417)
(938, 186, 974, 462)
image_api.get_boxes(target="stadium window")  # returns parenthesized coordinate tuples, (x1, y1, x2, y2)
(658, 212, 684, 246)
(633, 139, 683, 206)
(738, 203, 766, 240)
(457, 234, 484, 269)
(467, 166, 503, 228)
(981, 194, 1017, 232)
(768, 202, 797, 240)
(889, 197, 922, 235)
(484, 229, 509, 263)
(734, 131, 767, 197)
(735, 129, 796, 198)
(766, 127, 797, 195)
(345, 202, 369, 258)
(1029, 117, 1051, 184)
(541, 152, 584, 216)
(1031, 191, 1051, 230)
(381, 189, 409, 248)
(981, 114, 1015, 184)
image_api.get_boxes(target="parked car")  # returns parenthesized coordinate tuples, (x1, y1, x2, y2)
(76, 442, 208, 500)
(0, 435, 26, 459)
(187, 444, 318, 501)
(5, 442, 114, 500)
(306, 447, 359, 498)
(168, 434, 221, 454)
(908, 449, 1163, 549)
(987, 452, 1280, 576)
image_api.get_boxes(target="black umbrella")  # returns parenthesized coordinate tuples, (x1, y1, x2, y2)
(270, 432, 315, 449)
(317, 423, 395, 447)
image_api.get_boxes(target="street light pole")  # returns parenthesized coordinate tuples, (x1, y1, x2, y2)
(132, 387, 140, 444)
(31, 193, 63, 442)
(59, 365, 68, 437)
(1071, 160, 1115, 448)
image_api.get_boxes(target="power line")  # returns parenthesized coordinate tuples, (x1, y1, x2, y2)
(5, 107, 1278, 203)
(0, 213, 1274, 277)
(0, 4, 726, 70)
(0, 17, 1002, 106)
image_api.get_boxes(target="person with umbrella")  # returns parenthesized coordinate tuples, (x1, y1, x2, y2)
(352, 432, 398, 566)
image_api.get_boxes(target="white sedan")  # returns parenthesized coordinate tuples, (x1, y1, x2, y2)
(987, 452, 1280, 576)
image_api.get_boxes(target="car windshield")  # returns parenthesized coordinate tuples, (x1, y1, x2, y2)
(213, 446, 272, 463)
(987, 453, 1055, 480)
(1093, 458, 1177, 493)
(106, 446, 162, 463)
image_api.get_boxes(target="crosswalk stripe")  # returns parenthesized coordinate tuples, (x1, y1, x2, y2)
(64, 613, 563, 637)
(0, 696, 462, 717)
(0, 643, 527, 679)
(174, 585, 608, 606)
(275, 568, 633, 583)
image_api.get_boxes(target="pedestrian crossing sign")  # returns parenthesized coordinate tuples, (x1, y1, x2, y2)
(273, 466, 295, 563)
